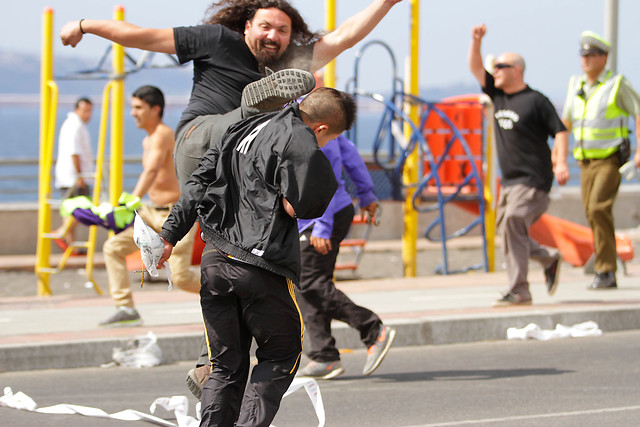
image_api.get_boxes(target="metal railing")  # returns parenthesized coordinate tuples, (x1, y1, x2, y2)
(0, 157, 143, 200)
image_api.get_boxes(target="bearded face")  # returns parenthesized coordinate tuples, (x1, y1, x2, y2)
(244, 8, 292, 68)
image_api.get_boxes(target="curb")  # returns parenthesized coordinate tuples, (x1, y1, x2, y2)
(2, 305, 640, 373)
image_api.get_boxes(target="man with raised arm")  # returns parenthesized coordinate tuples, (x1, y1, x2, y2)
(468, 24, 569, 307)
(60, 0, 404, 187)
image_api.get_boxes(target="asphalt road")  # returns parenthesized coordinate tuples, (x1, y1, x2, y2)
(2, 330, 640, 426)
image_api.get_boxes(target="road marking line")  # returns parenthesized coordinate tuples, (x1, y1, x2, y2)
(408, 405, 640, 426)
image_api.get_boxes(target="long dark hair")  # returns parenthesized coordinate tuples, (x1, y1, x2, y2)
(203, 0, 322, 46)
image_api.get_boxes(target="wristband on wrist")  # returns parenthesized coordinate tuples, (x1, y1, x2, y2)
(79, 19, 86, 34)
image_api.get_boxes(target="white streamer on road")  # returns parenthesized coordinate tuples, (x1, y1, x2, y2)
(1, 377, 325, 427)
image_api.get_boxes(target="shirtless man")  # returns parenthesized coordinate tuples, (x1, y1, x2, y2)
(100, 85, 200, 327)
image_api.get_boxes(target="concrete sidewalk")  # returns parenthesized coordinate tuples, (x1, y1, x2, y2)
(2, 245, 640, 373)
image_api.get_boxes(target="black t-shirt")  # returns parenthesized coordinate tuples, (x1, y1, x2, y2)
(483, 71, 566, 192)
(173, 24, 314, 133)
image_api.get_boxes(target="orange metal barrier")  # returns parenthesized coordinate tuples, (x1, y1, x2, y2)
(421, 101, 484, 195)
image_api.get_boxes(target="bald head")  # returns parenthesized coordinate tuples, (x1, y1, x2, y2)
(493, 52, 527, 94)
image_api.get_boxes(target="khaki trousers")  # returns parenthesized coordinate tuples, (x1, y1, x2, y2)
(497, 184, 557, 299)
(579, 156, 621, 273)
(103, 204, 201, 308)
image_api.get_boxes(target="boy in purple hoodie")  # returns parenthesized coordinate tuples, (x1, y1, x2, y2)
(296, 134, 396, 379)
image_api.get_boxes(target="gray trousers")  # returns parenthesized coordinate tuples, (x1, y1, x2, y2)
(496, 183, 557, 299)
(174, 108, 244, 188)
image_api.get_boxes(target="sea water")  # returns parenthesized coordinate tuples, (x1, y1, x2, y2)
(0, 101, 583, 203)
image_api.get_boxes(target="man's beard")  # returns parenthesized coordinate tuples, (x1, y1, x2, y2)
(256, 40, 282, 70)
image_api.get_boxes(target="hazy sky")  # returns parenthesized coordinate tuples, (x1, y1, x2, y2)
(4, 0, 640, 102)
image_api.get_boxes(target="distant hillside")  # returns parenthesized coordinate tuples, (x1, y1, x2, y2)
(0, 49, 193, 99)
(0, 49, 478, 102)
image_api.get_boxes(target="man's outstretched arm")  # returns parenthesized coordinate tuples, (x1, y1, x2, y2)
(60, 19, 175, 54)
(310, 0, 403, 72)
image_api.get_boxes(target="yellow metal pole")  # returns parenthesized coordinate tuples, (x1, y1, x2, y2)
(36, 7, 55, 296)
(85, 82, 115, 296)
(401, 0, 420, 277)
(324, 0, 336, 88)
(110, 5, 125, 208)
(483, 102, 497, 271)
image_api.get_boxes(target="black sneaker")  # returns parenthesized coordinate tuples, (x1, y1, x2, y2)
(544, 254, 561, 296)
(493, 293, 532, 307)
(241, 68, 315, 111)
(588, 271, 617, 290)
(98, 307, 142, 327)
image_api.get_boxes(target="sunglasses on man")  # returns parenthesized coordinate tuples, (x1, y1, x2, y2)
(494, 63, 514, 69)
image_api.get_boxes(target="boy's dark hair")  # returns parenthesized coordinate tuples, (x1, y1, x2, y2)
(74, 97, 92, 109)
(299, 87, 357, 134)
(132, 85, 165, 118)
(203, 0, 322, 46)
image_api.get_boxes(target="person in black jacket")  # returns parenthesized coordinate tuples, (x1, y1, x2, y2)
(158, 87, 356, 427)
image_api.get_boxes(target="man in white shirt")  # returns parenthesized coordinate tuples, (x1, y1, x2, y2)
(54, 97, 94, 250)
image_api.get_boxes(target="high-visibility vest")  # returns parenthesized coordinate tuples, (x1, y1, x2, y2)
(569, 70, 629, 160)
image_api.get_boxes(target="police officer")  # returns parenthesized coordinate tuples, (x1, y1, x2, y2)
(561, 31, 640, 289)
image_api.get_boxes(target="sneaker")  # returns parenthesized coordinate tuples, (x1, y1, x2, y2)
(98, 307, 142, 327)
(297, 360, 345, 380)
(186, 365, 211, 400)
(241, 68, 315, 111)
(493, 293, 532, 307)
(363, 325, 396, 376)
(588, 271, 617, 290)
(544, 254, 561, 296)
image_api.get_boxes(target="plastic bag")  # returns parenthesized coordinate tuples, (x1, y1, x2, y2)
(133, 212, 173, 289)
(112, 331, 163, 368)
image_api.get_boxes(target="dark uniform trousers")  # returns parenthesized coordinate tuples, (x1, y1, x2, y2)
(296, 204, 381, 362)
(199, 246, 303, 427)
(579, 156, 621, 273)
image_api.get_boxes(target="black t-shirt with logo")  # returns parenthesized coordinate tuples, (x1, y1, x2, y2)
(173, 24, 314, 134)
(482, 71, 566, 192)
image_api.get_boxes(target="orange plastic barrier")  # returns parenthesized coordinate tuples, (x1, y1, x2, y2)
(530, 214, 634, 267)
(452, 195, 634, 267)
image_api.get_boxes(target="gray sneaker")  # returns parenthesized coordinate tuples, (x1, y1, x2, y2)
(297, 360, 345, 380)
(98, 307, 142, 327)
(241, 68, 315, 111)
(363, 325, 396, 376)
(186, 365, 210, 400)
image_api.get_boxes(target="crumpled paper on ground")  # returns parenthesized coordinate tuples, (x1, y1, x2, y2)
(507, 321, 602, 341)
(133, 212, 173, 290)
(110, 331, 163, 368)
(1, 377, 325, 427)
